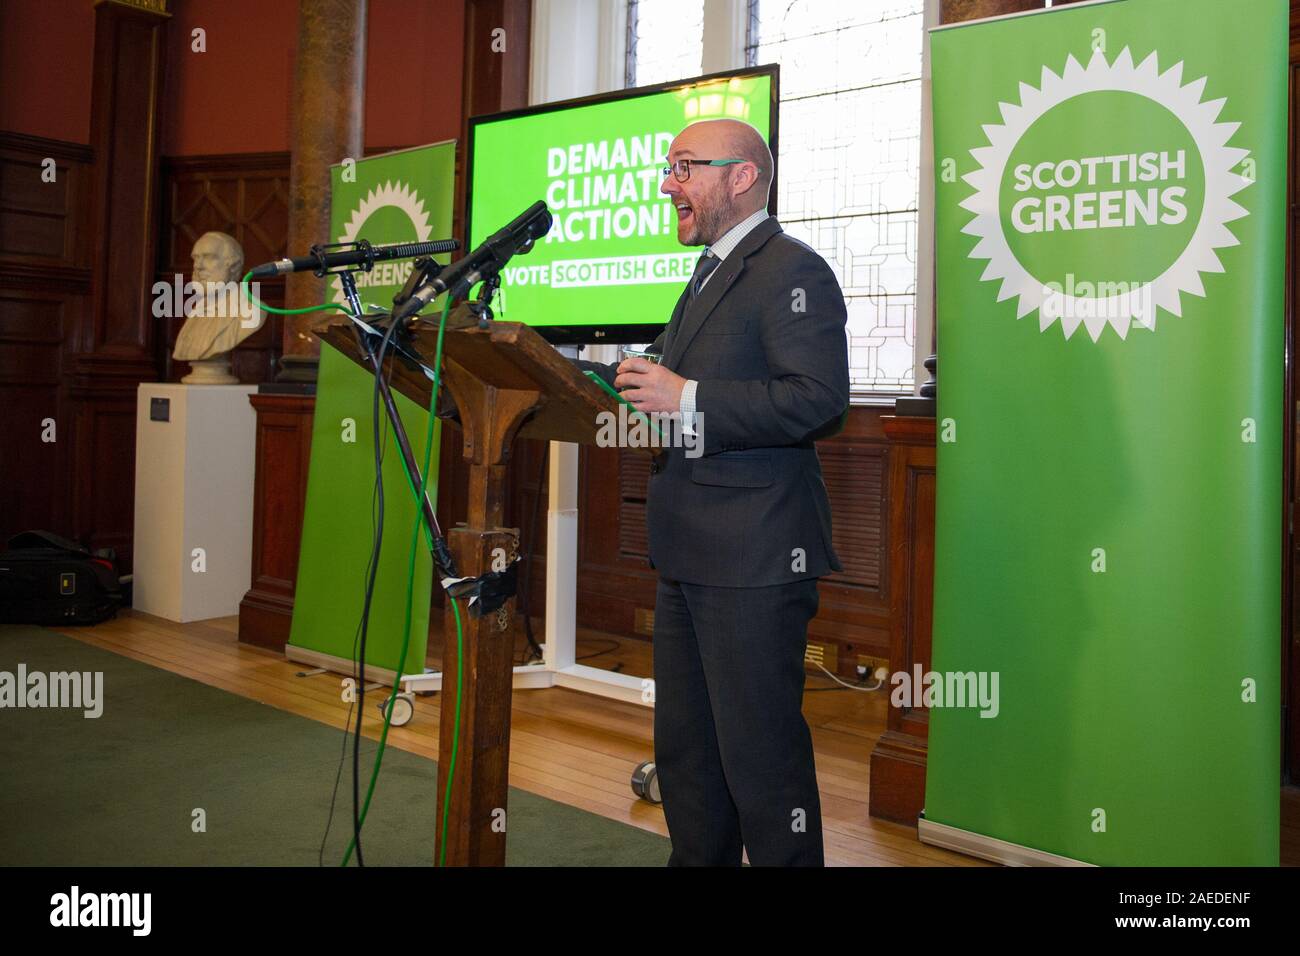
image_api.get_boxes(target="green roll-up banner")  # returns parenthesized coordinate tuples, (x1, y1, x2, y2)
(287, 142, 456, 676)
(926, 0, 1285, 865)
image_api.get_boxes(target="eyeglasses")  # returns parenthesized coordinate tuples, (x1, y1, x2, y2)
(660, 158, 746, 182)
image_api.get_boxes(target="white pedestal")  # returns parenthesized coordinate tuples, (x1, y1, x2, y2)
(132, 383, 257, 623)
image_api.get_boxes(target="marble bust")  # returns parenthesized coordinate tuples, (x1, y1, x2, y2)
(173, 231, 263, 384)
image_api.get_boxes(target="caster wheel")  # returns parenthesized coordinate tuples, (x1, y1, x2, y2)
(380, 692, 415, 727)
(631, 760, 661, 804)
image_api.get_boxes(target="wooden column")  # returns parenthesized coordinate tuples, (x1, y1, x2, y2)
(70, 0, 170, 570)
(280, 0, 367, 379)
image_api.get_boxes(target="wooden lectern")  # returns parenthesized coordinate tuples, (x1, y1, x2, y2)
(319, 308, 645, 866)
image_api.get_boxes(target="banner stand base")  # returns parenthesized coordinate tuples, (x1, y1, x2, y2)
(918, 815, 1094, 867)
(284, 644, 552, 695)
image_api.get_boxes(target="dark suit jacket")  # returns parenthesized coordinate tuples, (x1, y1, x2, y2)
(577, 216, 849, 588)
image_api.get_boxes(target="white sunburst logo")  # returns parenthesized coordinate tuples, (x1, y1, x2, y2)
(959, 47, 1252, 342)
(332, 180, 433, 304)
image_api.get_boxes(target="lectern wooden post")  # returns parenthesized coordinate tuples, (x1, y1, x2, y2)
(319, 309, 643, 866)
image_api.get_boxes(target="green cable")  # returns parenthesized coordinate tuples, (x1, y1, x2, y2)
(339, 386, 438, 867)
(439, 588, 464, 866)
(421, 297, 464, 867)
(339, 297, 467, 867)
(371, 347, 463, 866)
(239, 268, 389, 865)
(239, 271, 359, 317)
(242, 264, 466, 865)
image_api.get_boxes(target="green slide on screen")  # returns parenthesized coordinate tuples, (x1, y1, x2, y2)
(469, 74, 772, 328)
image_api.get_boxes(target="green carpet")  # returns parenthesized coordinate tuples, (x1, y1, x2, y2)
(0, 626, 669, 866)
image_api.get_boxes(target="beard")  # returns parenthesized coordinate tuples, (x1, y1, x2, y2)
(679, 178, 738, 247)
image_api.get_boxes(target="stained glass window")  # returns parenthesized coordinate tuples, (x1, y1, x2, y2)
(749, 0, 924, 395)
(625, 0, 705, 89)
(625, 0, 925, 395)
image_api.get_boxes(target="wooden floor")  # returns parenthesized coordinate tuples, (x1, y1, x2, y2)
(53, 610, 1300, 866)
(54, 609, 985, 867)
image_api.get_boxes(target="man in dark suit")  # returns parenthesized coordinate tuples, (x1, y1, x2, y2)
(576, 118, 848, 866)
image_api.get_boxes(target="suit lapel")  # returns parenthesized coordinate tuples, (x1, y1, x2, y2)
(663, 217, 783, 370)
(662, 286, 690, 362)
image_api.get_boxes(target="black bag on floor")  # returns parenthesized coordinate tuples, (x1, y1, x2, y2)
(0, 530, 123, 626)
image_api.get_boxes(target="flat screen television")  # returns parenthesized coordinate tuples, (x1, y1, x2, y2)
(465, 64, 779, 344)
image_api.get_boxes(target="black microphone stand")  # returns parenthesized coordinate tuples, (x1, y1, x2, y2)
(336, 262, 456, 578)
(468, 274, 500, 328)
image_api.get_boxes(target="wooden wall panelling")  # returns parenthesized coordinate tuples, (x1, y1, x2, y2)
(811, 406, 894, 671)
(65, 0, 169, 571)
(0, 133, 92, 266)
(67, 390, 138, 564)
(0, 291, 74, 542)
(577, 444, 658, 639)
(0, 133, 93, 545)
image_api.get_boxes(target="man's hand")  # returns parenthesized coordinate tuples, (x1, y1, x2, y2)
(614, 358, 687, 414)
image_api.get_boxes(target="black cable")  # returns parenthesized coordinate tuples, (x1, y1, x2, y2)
(322, 686, 357, 866)
(350, 319, 402, 866)
(319, 348, 395, 866)
(575, 638, 623, 662)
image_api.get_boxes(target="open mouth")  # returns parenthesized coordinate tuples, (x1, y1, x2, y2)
(675, 201, 693, 224)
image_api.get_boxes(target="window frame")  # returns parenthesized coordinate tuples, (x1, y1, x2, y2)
(612, 0, 940, 401)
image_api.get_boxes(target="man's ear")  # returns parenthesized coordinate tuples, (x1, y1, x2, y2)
(731, 162, 760, 199)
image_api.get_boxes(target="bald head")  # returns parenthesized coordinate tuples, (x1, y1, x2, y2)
(662, 119, 774, 245)
(677, 119, 773, 210)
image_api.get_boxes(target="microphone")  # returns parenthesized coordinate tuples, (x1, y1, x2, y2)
(394, 201, 552, 320)
(247, 238, 460, 279)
